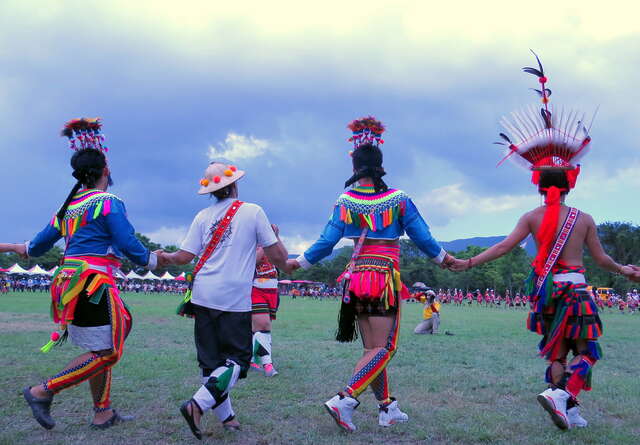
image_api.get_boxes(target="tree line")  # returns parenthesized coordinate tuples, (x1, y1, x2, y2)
(288, 222, 640, 294)
(2, 222, 639, 293)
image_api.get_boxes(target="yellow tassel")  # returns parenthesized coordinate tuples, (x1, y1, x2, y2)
(40, 340, 55, 353)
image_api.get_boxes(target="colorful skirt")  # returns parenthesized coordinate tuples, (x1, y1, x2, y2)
(336, 245, 409, 341)
(49, 255, 131, 357)
(526, 264, 602, 361)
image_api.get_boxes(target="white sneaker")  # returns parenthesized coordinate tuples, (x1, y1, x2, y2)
(378, 399, 409, 427)
(537, 388, 570, 430)
(567, 406, 588, 428)
(324, 393, 359, 432)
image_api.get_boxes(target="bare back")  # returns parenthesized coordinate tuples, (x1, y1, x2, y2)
(526, 205, 590, 267)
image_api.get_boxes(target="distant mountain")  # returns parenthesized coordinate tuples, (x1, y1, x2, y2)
(294, 235, 536, 261)
(442, 235, 536, 257)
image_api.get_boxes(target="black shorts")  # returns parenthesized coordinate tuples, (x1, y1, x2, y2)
(193, 304, 252, 378)
(72, 274, 111, 327)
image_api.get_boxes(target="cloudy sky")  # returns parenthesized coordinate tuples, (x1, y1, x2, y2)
(1, 1, 639, 254)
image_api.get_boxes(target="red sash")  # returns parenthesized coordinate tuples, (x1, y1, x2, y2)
(534, 207, 580, 293)
(177, 200, 244, 317)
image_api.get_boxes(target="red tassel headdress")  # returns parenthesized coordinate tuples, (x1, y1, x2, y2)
(494, 51, 595, 190)
(61, 118, 107, 152)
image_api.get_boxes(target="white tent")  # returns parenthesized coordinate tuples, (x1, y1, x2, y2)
(27, 265, 50, 275)
(160, 271, 175, 280)
(142, 271, 162, 280)
(46, 267, 58, 276)
(7, 263, 29, 274)
(125, 270, 145, 280)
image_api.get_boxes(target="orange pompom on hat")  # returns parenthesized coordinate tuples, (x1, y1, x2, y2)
(197, 162, 245, 195)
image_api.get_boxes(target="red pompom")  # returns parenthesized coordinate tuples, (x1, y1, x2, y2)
(230, 166, 237, 172)
(213, 176, 221, 183)
(538, 76, 547, 83)
(51, 332, 60, 342)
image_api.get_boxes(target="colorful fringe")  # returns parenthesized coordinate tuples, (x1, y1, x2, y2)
(345, 306, 400, 398)
(50, 189, 121, 238)
(45, 283, 131, 409)
(341, 245, 410, 310)
(526, 265, 603, 361)
(51, 255, 121, 327)
(335, 186, 408, 231)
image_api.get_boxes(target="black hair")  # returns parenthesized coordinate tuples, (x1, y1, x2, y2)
(56, 149, 107, 220)
(344, 143, 388, 193)
(212, 183, 236, 201)
(538, 170, 569, 196)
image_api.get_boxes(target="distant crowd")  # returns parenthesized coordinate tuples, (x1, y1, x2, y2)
(410, 288, 640, 314)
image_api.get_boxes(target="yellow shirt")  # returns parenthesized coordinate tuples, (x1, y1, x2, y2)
(423, 302, 441, 320)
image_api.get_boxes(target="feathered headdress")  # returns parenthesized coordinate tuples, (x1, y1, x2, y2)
(494, 51, 594, 189)
(348, 116, 385, 151)
(61, 118, 107, 152)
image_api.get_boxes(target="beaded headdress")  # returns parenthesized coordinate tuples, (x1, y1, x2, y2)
(348, 116, 385, 152)
(494, 51, 594, 189)
(61, 118, 107, 152)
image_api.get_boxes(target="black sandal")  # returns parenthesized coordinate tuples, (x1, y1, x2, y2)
(222, 415, 241, 432)
(23, 386, 55, 430)
(90, 410, 134, 430)
(180, 399, 203, 440)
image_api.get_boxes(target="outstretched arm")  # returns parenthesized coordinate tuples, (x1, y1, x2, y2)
(584, 215, 635, 277)
(160, 249, 196, 266)
(0, 243, 27, 257)
(451, 214, 531, 271)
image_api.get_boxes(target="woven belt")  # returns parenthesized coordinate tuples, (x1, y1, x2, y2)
(552, 273, 586, 284)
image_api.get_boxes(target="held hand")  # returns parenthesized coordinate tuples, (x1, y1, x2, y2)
(153, 249, 167, 268)
(14, 243, 27, 259)
(622, 265, 640, 282)
(440, 254, 455, 270)
(283, 259, 300, 275)
(449, 258, 471, 272)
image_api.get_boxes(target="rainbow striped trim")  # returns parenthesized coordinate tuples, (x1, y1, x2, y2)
(50, 189, 121, 238)
(336, 186, 408, 230)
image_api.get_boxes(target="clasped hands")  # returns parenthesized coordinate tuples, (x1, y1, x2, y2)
(441, 253, 472, 272)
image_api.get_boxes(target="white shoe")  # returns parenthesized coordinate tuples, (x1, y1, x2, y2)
(324, 393, 359, 432)
(567, 406, 588, 428)
(537, 388, 570, 430)
(378, 399, 409, 427)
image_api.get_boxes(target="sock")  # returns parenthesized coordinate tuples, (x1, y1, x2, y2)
(193, 360, 241, 412)
(253, 330, 272, 365)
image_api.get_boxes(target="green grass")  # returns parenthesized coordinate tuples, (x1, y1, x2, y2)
(1, 292, 639, 445)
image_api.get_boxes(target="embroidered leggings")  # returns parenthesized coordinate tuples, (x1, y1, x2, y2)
(345, 310, 400, 400)
(44, 289, 130, 410)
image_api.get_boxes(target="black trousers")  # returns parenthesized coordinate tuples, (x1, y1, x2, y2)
(193, 304, 252, 378)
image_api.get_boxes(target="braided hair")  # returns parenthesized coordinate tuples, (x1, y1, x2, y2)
(56, 149, 107, 220)
(344, 142, 388, 193)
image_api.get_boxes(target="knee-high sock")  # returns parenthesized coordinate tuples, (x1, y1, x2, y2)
(200, 369, 235, 422)
(370, 369, 391, 403)
(252, 331, 272, 365)
(345, 314, 400, 399)
(566, 355, 598, 398)
(45, 351, 119, 397)
(193, 360, 241, 412)
(89, 367, 112, 410)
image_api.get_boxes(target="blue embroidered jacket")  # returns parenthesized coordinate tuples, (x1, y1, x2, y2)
(27, 189, 152, 267)
(298, 185, 446, 267)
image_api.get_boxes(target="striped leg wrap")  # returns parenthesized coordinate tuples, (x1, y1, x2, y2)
(345, 310, 400, 399)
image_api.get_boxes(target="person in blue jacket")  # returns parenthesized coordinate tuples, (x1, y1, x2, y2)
(0, 118, 158, 431)
(287, 117, 453, 432)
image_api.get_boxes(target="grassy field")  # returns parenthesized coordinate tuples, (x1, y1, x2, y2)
(1, 292, 639, 445)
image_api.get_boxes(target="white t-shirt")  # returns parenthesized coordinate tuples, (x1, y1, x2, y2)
(180, 199, 278, 312)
